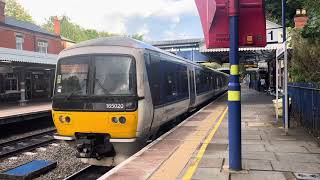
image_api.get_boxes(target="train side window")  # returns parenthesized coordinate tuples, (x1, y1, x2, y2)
(145, 53, 161, 106)
(195, 69, 201, 94)
(178, 65, 189, 98)
(163, 60, 178, 102)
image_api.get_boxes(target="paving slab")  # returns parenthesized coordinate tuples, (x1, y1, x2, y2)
(205, 143, 228, 151)
(210, 138, 229, 144)
(271, 161, 320, 173)
(198, 158, 224, 168)
(266, 144, 309, 153)
(243, 159, 273, 171)
(242, 144, 266, 152)
(242, 135, 261, 140)
(224, 159, 273, 171)
(242, 151, 277, 161)
(191, 168, 229, 180)
(230, 170, 286, 180)
(307, 147, 320, 154)
(275, 152, 320, 163)
(242, 139, 270, 145)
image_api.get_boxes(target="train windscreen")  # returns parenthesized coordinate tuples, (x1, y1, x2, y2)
(55, 56, 89, 96)
(55, 55, 136, 97)
(94, 56, 135, 95)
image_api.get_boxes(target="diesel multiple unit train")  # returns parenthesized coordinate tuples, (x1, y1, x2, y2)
(52, 37, 228, 165)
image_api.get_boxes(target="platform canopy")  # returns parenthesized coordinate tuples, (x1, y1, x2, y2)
(0, 47, 58, 65)
(200, 43, 283, 53)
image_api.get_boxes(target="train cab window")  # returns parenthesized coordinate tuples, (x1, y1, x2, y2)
(94, 56, 135, 95)
(55, 56, 89, 96)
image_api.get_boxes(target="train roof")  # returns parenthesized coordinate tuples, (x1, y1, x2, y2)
(65, 36, 156, 51)
(63, 36, 227, 76)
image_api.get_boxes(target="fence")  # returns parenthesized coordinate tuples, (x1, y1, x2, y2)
(288, 83, 320, 139)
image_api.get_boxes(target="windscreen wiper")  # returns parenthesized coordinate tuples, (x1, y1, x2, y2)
(66, 91, 77, 100)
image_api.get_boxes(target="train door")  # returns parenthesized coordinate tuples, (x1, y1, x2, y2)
(189, 69, 196, 107)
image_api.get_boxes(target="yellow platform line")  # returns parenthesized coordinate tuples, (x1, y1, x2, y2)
(182, 107, 228, 180)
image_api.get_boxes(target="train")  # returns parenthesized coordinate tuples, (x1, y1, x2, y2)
(52, 37, 228, 166)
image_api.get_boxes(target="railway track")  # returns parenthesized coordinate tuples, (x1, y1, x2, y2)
(0, 128, 57, 158)
(64, 165, 112, 180)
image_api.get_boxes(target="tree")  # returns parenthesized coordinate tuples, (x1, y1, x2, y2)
(130, 34, 144, 41)
(42, 16, 143, 43)
(290, 31, 320, 83)
(265, 0, 304, 27)
(43, 16, 91, 42)
(288, 0, 320, 83)
(5, 0, 34, 23)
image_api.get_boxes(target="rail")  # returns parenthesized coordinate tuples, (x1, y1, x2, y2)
(64, 165, 112, 180)
(0, 129, 56, 158)
(288, 83, 320, 139)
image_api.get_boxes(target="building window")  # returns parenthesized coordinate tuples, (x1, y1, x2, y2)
(5, 73, 18, 91)
(16, 35, 24, 50)
(37, 40, 48, 54)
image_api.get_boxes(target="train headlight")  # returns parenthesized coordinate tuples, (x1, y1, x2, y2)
(65, 116, 71, 123)
(112, 117, 118, 123)
(59, 116, 65, 123)
(119, 116, 126, 124)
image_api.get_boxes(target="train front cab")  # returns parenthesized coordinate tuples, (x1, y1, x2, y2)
(52, 46, 153, 165)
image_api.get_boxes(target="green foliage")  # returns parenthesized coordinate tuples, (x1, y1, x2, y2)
(43, 16, 144, 43)
(4, 0, 34, 23)
(265, 0, 303, 27)
(300, 1, 320, 40)
(265, 0, 320, 34)
(290, 31, 320, 83)
(130, 34, 144, 41)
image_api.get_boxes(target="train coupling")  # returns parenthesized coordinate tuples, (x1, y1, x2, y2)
(75, 133, 115, 160)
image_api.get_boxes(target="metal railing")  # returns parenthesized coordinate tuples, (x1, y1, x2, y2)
(288, 83, 320, 139)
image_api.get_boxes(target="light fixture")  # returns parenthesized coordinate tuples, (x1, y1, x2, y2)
(112, 117, 118, 123)
(65, 116, 71, 123)
(119, 117, 126, 124)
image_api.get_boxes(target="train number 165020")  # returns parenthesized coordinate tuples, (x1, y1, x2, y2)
(106, 103, 124, 109)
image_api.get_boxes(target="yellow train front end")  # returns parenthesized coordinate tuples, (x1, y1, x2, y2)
(52, 110, 138, 139)
(51, 44, 144, 165)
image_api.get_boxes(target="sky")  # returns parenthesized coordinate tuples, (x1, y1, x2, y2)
(17, 0, 204, 41)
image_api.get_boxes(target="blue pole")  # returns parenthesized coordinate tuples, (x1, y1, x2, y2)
(228, 1, 242, 170)
(282, 0, 286, 42)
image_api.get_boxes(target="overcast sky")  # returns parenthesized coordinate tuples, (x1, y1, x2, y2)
(18, 0, 204, 41)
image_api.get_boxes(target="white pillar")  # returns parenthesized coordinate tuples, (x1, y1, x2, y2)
(284, 41, 289, 134)
(276, 57, 279, 122)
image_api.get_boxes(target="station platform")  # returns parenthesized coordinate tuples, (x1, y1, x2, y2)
(99, 87, 320, 180)
(0, 102, 52, 125)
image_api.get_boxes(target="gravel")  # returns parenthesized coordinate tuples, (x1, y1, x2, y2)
(0, 141, 88, 180)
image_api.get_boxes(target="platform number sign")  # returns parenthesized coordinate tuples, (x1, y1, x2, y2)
(267, 28, 282, 43)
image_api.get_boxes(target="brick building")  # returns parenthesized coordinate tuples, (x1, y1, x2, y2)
(0, 0, 74, 104)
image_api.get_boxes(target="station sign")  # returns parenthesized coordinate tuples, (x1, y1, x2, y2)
(276, 41, 286, 58)
(195, 0, 267, 48)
